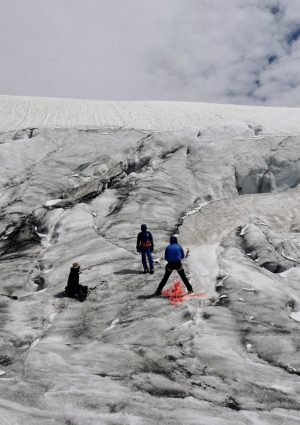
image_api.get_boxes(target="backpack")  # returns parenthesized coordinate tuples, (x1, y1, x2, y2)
(141, 231, 152, 248)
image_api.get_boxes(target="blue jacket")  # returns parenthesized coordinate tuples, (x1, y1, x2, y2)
(165, 243, 184, 263)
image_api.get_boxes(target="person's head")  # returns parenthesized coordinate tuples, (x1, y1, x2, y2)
(170, 235, 178, 244)
(141, 224, 147, 232)
(72, 261, 80, 270)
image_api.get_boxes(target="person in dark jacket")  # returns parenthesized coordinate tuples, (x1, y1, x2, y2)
(155, 236, 193, 295)
(136, 224, 154, 274)
(65, 262, 88, 302)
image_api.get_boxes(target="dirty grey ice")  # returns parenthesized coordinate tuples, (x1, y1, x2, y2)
(0, 121, 299, 425)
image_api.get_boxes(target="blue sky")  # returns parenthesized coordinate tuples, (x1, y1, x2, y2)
(1, 0, 300, 106)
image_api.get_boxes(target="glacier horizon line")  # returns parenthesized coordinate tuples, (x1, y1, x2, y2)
(1, 94, 300, 134)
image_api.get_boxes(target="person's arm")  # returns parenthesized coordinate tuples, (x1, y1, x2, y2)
(180, 245, 185, 260)
(165, 247, 169, 262)
(136, 233, 141, 252)
(149, 232, 154, 251)
(67, 271, 72, 287)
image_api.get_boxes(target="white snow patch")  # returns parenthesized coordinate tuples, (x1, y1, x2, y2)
(30, 338, 40, 349)
(240, 224, 249, 236)
(127, 172, 138, 179)
(45, 199, 62, 207)
(290, 311, 300, 322)
(246, 343, 253, 353)
(279, 267, 300, 279)
(49, 313, 56, 322)
(18, 288, 47, 299)
(182, 202, 211, 220)
(105, 318, 120, 331)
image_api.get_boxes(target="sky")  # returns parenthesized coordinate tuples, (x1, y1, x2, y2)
(1, 0, 300, 106)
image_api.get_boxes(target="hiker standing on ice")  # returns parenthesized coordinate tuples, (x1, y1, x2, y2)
(155, 236, 193, 295)
(136, 224, 154, 274)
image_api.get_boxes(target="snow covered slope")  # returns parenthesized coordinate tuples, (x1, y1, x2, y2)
(2, 94, 300, 134)
(0, 96, 299, 425)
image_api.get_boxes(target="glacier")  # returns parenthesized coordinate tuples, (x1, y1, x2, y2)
(0, 96, 299, 425)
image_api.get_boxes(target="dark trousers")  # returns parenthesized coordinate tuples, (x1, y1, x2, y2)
(157, 261, 193, 293)
(65, 284, 88, 301)
(141, 248, 154, 271)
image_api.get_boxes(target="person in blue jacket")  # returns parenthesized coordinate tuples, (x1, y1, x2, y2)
(155, 236, 193, 295)
(136, 224, 154, 274)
